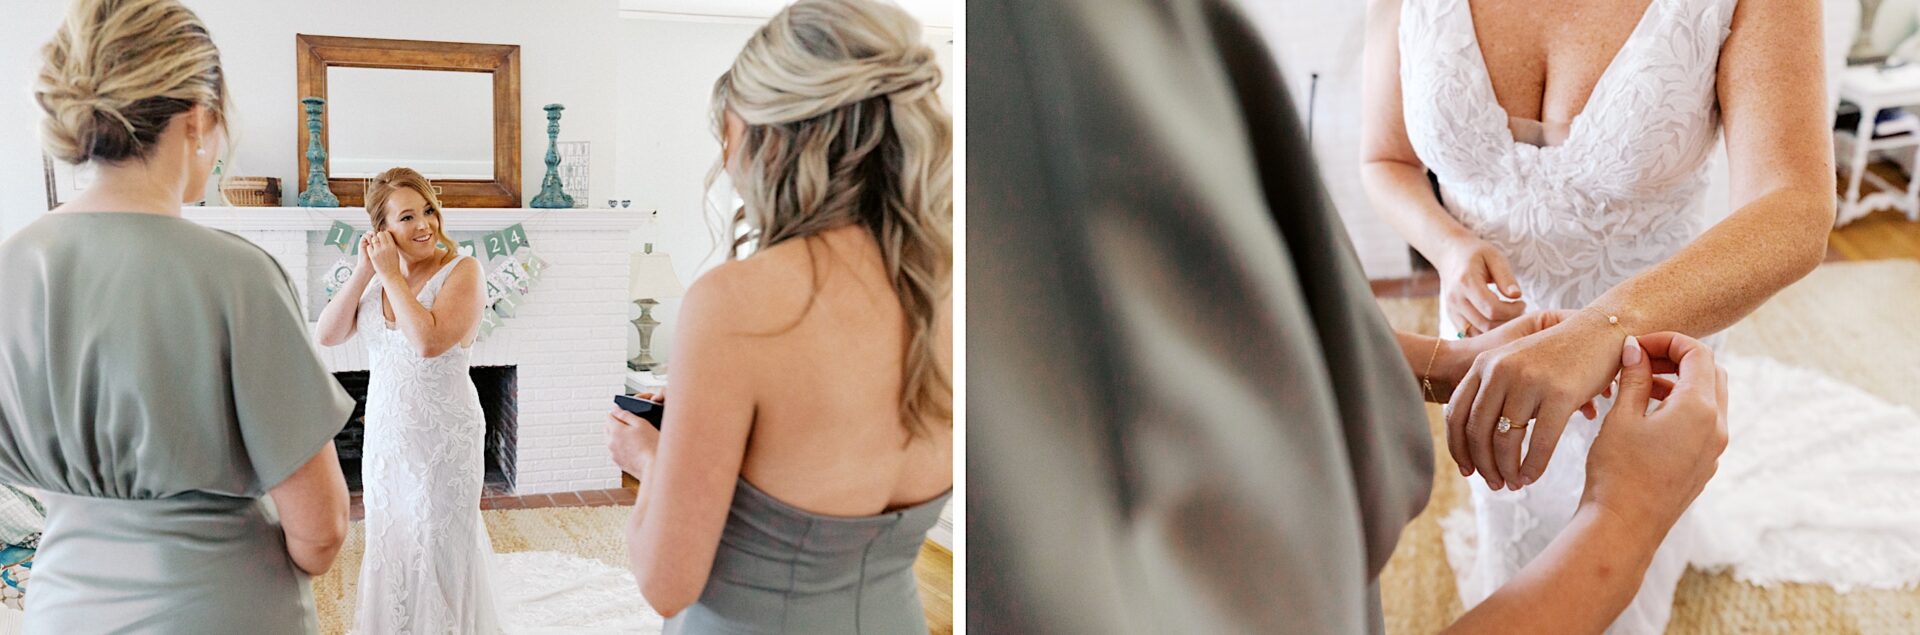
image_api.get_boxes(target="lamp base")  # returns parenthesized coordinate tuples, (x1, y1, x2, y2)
(628, 298, 660, 371)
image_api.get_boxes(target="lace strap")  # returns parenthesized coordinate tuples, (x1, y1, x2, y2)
(422, 254, 468, 297)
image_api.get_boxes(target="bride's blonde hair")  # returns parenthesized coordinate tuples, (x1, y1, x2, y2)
(365, 167, 458, 266)
(708, 0, 951, 437)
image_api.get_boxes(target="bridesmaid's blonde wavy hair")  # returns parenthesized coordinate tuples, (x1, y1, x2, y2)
(708, 0, 952, 437)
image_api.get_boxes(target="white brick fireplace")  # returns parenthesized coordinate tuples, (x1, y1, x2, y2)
(184, 206, 643, 494)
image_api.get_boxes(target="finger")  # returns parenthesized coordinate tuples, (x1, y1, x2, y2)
(1494, 392, 1539, 489)
(1602, 383, 1613, 399)
(1446, 297, 1481, 338)
(1578, 400, 1597, 420)
(1453, 295, 1495, 335)
(1485, 297, 1528, 323)
(1446, 369, 1481, 477)
(609, 409, 645, 427)
(1636, 332, 1718, 397)
(1460, 279, 1501, 326)
(1650, 376, 1676, 401)
(1536, 309, 1575, 329)
(1466, 382, 1507, 490)
(1518, 401, 1577, 485)
(1484, 251, 1523, 299)
(1613, 335, 1653, 416)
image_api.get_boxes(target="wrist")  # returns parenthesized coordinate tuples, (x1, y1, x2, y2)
(1431, 337, 1477, 394)
(1566, 307, 1630, 345)
(1576, 498, 1674, 567)
(1428, 232, 1482, 270)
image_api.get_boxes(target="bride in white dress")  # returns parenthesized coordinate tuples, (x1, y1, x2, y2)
(1362, 0, 1842, 632)
(317, 168, 500, 634)
(316, 168, 663, 634)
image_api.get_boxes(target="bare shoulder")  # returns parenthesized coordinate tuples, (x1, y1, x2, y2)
(1367, 0, 1403, 21)
(679, 252, 814, 337)
(451, 255, 484, 279)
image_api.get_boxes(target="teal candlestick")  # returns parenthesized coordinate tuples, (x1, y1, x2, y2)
(296, 97, 339, 208)
(530, 103, 574, 208)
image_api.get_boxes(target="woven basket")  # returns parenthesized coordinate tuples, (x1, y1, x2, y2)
(220, 176, 282, 207)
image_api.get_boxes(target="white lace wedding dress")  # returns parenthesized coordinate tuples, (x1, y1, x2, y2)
(354, 255, 663, 634)
(1401, 0, 1920, 632)
(355, 254, 502, 634)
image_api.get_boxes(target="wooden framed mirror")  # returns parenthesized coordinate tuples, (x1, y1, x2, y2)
(296, 34, 521, 208)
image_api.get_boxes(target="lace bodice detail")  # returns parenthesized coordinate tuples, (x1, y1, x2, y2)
(1399, 0, 1737, 311)
(357, 256, 475, 381)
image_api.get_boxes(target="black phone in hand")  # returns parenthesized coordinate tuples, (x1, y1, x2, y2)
(614, 394, 665, 429)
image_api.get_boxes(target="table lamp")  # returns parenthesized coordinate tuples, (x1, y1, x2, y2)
(628, 243, 685, 372)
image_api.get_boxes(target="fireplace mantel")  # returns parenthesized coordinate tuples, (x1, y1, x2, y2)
(183, 206, 648, 231)
(184, 206, 639, 495)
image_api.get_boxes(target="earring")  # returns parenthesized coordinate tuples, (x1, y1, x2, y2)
(195, 146, 207, 157)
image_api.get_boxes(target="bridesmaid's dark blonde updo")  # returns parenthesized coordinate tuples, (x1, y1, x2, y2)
(34, 0, 229, 165)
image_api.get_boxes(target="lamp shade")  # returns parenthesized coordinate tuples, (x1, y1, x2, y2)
(629, 252, 686, 300)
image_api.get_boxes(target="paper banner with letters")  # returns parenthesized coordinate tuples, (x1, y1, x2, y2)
(324, 221, 355, 253)
(504, 223, 530, 252)
(483, 231, 510, 260)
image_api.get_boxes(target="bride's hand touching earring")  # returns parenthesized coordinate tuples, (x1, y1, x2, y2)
(1445, 308, 1656, 491)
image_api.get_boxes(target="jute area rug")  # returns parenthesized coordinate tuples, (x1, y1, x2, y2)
(1375, 260, 1920, 634)
(312, 506, 632, 634)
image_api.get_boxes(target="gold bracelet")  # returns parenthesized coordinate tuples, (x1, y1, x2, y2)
(1585, 306, 1631, 337)
(1421, 337, 1444, 403)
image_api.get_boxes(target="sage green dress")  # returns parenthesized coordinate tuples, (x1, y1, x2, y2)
(0, 212, 355, 634)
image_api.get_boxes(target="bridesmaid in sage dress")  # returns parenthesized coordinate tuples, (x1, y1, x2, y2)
(606, 1, 953, 632)
(0, 0, 355, 632)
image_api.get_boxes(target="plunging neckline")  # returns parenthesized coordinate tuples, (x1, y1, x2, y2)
(380, 255, 456, 331)
(1459, 0, 1661, 151)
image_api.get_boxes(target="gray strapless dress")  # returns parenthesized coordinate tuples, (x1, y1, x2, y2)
(666, 478, 951, 635)
(0, 213, 354, 634)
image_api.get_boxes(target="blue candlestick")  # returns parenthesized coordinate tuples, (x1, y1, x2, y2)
(530, 103, 574, 208)
(297, 97, 339, 208)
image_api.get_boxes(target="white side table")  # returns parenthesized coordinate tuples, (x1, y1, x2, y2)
(1837, 64, 1920, 226)
(625, 370, 667, 396)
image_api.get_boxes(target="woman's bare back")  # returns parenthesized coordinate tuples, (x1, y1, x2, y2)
(716, 224, 952, 517)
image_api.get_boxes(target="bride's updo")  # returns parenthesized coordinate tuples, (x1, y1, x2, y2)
(709, 0, 952, 436)
(34, 0, 229, 165)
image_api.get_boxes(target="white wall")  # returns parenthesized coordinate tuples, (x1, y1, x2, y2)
(0, 4, 67, 237)
(1241, 3, 1412, 279)
(0, 0, 624, 236)
(614, 16, 954, 363)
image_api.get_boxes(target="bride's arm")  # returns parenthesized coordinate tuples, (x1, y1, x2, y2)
(314, 235, 375, 347)
(1588, 0, 1833, 340)
(382, 258, 484, 358)
(1359, 0, 1527, 335)
(1446, 0, 1830, 490)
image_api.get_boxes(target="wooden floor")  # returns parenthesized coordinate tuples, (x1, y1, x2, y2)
(917, 541, 955, 635)
(1828, 209, 1920, 262)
